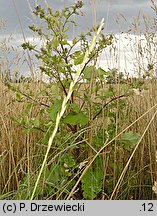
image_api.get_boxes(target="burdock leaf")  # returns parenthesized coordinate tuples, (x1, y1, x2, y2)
(48, 99, 62, 121)
(63, 112, 89, 126)
(121, 131, 141, 151)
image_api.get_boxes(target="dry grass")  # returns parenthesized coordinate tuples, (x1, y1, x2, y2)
(0, 81, 44, 195)
(0, 78, 157, 199)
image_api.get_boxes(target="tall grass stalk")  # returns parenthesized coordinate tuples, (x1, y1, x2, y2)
(30, 18, 105, 200)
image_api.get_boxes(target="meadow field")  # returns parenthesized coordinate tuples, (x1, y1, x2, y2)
(0, 0, 157, 200)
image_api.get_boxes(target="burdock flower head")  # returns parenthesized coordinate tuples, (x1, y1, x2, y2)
(34, 5, 41, 13)
(75, 1, 83, 8)
(34, 5, 44, 18)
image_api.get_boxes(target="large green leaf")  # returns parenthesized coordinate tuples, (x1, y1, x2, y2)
(81, 157, 103, 199)
(48, 99, 62, 121)
(63, 112, 89, 126)
(121, 131, 141, 151)
(69, 102, 80, 113)
(72, 51, 84, 65)
(83, 66, 95, 80)
(96, 67, 109, 78)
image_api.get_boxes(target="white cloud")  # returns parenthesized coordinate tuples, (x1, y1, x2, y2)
(98, 33, 157, 76)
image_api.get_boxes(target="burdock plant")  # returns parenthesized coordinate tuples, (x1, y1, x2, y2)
(21, 1, 112, 199)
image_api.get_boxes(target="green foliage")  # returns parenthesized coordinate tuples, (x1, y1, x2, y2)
(121, 131, 141, 151)
(19, 1, 113, 139)
(48, 99, 62, 121)
(83, 66, 95, 80)
(72, 51, 84, 65)
(69, 102, 80, 113)
(97, 87, 115, 99)
(63, 112, 89, 126)
(82, 157, 103, 199)
(83, 66, 110, 81)
(21, 2, 112, 88)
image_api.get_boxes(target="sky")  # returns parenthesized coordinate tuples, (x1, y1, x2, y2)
(0, 0, 156, 79)
(0, 0, 154, 36)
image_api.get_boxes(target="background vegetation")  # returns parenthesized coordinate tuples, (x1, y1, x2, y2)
(0, 0, 157, 200)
